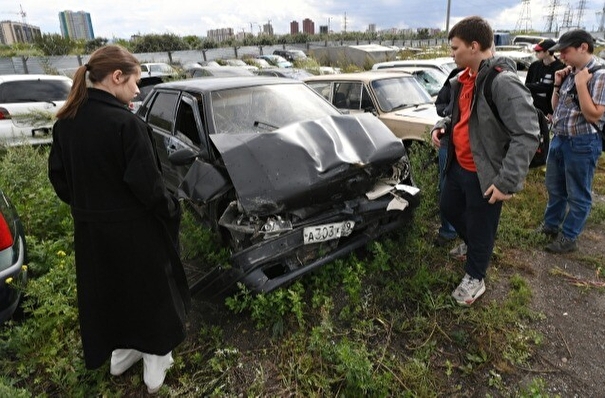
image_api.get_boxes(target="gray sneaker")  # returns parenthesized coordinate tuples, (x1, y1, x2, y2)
(452, 273, 485, 306)
(545, 234, 578, 254)
(535, 223, 559, 239)
(449, 243, 467, 260)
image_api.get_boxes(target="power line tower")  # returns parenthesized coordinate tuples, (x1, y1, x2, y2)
(574, 0, 587, 28)
(561, 3, 574, 30)
(598, 2, 605, 32)
(515, 0, 533, 32)
(544, 0, 560, 32)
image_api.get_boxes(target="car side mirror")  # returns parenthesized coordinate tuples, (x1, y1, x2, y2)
(168, 147, 201, 166)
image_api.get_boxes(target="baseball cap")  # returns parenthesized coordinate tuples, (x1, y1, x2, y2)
(550, 29, 594, 51)
(534, 39, 556, 52)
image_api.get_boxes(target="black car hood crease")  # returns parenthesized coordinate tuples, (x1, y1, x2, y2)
(209, 114, 405, 216)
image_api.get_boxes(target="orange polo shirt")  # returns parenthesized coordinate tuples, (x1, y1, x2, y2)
(452, 68, 477, 172)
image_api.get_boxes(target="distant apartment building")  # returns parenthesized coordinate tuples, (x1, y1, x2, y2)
(59, 10, 94, 40)
(302, 18, 315, 35)
(207, 28, 234, 43)
(0, 20, 41, 45)
(368, 24, 376, 33)
(263, 23, 274, 36)
(319, 25, 328, 34)
(290, 21, 299, 35)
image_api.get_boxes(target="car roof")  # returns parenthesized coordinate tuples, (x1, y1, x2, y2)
(0, 74, 72, 83)
(154, 76, 301, 92)
(304, 71, 416, 83)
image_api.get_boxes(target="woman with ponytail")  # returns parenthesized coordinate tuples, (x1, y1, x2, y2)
(48, 45, 190, 394)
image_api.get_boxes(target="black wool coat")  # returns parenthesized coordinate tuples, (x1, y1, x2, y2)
(48, 88, 191, 369)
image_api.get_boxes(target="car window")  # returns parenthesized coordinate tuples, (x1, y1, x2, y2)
(0, 80, 71, 103)
(175, 100, 201, 146)
(147, 92, 179, 132)
(413, 70, 446, 96)
(332, 82, 363, 110)
(371, 76, 432, 112)
(306, 82, 332, 101)
(211, 84, 339, 135)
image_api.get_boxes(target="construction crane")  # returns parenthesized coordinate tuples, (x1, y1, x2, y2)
(1, 4, 27, 25)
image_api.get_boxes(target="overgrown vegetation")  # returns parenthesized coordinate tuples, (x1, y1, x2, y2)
(1, 143, 602, 396)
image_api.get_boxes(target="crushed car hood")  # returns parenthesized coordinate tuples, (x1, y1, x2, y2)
(210, 113, 405, 215)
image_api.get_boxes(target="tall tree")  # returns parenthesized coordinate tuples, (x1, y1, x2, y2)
(34, 34, 75, 56)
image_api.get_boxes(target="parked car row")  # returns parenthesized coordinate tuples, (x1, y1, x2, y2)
(1, 53, 461, 299)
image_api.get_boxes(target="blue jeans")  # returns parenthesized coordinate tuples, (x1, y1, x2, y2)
(543, 134, 602, 240)
(438, 137, 457, 239)
(441, 160, 503, 280)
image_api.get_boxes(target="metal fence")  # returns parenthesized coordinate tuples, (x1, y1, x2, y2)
(0, 38, 449, 76)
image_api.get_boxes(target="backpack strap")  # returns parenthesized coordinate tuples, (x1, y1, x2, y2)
(483, 65, 509, 124)
(566, 65, 605, 135)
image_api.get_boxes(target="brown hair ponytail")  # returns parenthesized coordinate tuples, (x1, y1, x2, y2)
(56, 45, 140, 119)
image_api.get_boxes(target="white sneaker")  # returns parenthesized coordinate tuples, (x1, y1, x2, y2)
(452, 273, 485, 306)
(449, 243, 468, 260)
(110, 349, 143, 376)
(143, 351, 174, 394)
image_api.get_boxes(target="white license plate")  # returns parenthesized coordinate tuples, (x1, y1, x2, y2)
(303, 221, 355, 244)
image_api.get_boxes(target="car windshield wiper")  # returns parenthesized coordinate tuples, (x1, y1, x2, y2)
(391, 102, 430, 111)
(253, 120, 279, 131)
(389, 103, 413, 111)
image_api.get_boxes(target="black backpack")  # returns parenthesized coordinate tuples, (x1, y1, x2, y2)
(566, 65, 605, 151)
(484, 65, 550, 168)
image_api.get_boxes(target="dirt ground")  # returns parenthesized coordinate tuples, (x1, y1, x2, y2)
(492, 223, 605, 396)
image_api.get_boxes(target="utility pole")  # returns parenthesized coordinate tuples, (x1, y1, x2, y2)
(446, 0, 451, 33)
(344, 12, 347, 33)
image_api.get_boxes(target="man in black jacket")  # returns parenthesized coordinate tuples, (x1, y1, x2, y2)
(525, 38, 566, 118)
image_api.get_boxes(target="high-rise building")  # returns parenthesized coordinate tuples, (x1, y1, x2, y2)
(302, 18, 315, 35)
(59, 10, 94, 40)
(290, 21, 299, 35)
(0, 20, 41, 45)
(263, 23, 274, 36)
(207, 28, 234, 43)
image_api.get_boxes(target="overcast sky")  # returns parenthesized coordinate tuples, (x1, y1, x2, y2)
(8, 0, 605, 39)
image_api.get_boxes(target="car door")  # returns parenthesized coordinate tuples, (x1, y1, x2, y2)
(144, 90, 182, 192)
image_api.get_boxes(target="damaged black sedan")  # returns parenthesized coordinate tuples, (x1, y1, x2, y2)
(136, 77, 420, 296)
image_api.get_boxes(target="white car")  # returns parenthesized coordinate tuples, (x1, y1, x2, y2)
(140, 62, 178, 78)
(371, 58, 457, 75)
(0, 74, 72, 146)
(224, 59, 258, 72)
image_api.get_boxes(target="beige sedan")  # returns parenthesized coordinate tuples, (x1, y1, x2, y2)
(305, 71, 440, 143)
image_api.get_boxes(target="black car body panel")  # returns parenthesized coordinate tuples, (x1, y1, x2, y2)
(210, 114, 405, 215)
(137, 77, 419, 296)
